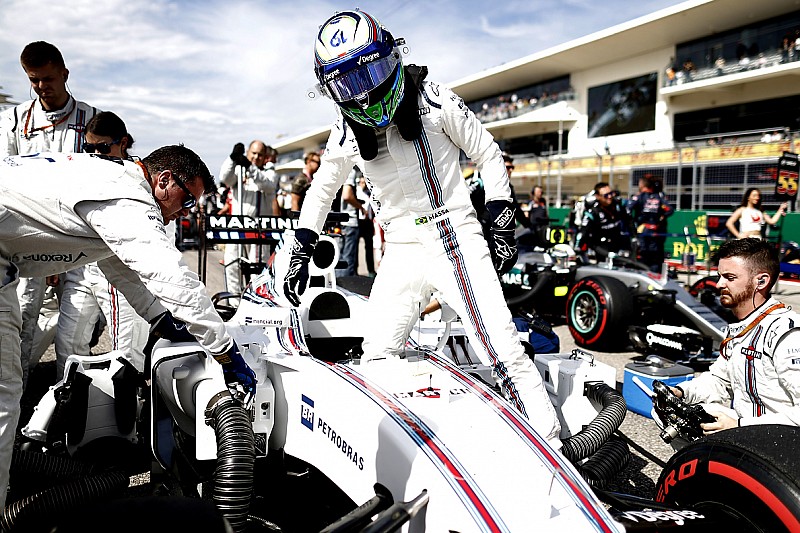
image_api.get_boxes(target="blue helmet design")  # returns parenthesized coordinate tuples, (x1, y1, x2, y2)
(314, 10, 404, 128)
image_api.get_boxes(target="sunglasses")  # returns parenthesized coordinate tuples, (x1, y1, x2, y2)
(83, 139, 121, 154)
(601, 192, 615, 199)
(172, 173, 197, 209)
(506, 165, 515, 171)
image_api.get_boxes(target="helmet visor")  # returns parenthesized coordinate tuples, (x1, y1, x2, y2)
(323, 52, 400, 102)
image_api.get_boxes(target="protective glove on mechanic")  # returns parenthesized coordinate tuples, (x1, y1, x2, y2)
(230, 142, 250, 169)
(283, 228, 318, 306)
(485, 200, 518, 275)
(148, 312, 257, 407)
(213, 342, 258, 408)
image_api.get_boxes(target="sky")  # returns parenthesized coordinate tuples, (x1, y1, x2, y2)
(0, 0, 687, 174)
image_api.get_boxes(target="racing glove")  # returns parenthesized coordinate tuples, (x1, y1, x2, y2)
(283, 228, 318, 307)
(213, 341, 257, 407)
(230, 142, 250, 169)
(485, 200, 518, 275)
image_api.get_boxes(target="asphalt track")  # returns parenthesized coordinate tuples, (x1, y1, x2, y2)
(27, 247, 800, 501)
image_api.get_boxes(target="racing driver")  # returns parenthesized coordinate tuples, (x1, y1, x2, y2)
(281, 9, 560, 446)
(0, 147, 256, 508)
(669, 238, 800, 432)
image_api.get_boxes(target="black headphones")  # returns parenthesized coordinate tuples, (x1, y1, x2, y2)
(758, 276, 767, 287)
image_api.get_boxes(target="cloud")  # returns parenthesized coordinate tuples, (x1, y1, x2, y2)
(0, 0, 686, 173)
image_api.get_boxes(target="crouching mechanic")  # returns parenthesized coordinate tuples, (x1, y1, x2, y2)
(0, 146, 256, 508)
(665, 238, 800, 435)
(282, 9, 560, 447)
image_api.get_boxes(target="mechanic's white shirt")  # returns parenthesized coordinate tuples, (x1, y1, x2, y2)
(219, 157, 278, 216)
(298, 80, 512, 242)
(0, 153, 231, 356)
(0, 96, 97, 156)
(680, 297, 800, 426)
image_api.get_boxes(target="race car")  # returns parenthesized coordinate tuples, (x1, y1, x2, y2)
(500, 233, 730, 352)
(10, 232, 800, 532)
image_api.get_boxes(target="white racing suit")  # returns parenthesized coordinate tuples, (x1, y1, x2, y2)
(0, 96, 98, 386)
(219, 158, 278, 294)
(680, 298, 800, 426)
(0, 153, 233, 508)
(55, 263, 149, 379)
(296, 80, 560, 446)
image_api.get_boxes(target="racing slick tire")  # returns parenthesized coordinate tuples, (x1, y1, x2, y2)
(566, 276, 632, 350)
(655, 425, 800, 533)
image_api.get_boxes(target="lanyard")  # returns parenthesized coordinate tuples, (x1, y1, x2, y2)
(720, 302, 785, 357)
(23, 97, 75, 138)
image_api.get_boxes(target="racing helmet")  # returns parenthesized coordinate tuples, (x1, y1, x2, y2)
(314, 9, 404, 128)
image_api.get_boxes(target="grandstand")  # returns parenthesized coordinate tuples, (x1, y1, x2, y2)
(273, 0, 800, 219)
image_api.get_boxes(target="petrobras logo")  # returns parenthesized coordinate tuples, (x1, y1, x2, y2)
(646, 332, 683, 351)
(22, 251, 88, 264)
(300, 394, 314, 430)
(357, 51, 381, 65)
(317, 416, 365, 470)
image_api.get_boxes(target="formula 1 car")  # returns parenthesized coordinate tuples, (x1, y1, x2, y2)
(11, 231, 800, 532)
(500, 229, 730, 353)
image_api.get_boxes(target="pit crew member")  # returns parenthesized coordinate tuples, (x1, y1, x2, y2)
(0, 147, 256, 508)
(669, 238, 800, 432)
(575, 182, 632, 263)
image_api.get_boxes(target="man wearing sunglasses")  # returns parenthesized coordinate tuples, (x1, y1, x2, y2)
(575, 181, 633, 263)
(0, 41, 99, 393)
(0, 146, 257, 509)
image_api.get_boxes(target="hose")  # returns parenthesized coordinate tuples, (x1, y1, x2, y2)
(207, 393, 256, 533)
(577, 437, 630, 489)
(560, 382, 627, 463)
(0, 469, 129, 531)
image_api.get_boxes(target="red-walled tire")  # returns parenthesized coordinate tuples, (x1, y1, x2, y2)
(566, 276, 632, 350)
(655, 425, 800, 533)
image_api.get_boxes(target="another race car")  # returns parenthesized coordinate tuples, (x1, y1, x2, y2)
(500, 227, 730, 353)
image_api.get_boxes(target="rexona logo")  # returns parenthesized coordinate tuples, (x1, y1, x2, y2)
(323, 69, 340, 82)
(357, 52, 381, 65)
(22, 251, 87, 264)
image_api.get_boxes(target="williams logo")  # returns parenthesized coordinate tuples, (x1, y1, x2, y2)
(22, 251, 87, 264)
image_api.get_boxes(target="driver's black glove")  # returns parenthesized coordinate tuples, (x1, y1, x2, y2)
(283, 228, 318, 306)
(485, 200, 518, 275)
(213, 341, 257, 408)
(230, 142, 250, 169)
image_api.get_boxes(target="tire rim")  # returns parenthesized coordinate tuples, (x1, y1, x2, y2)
(571, 290, 600, 333)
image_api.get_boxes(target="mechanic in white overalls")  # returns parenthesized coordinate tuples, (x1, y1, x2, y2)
(0, 148, 256, 508)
